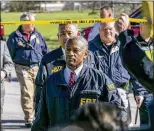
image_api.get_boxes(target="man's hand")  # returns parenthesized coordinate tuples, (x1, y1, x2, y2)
(115, 13, 130, 33)
(135, 95, 144, 108)
(1, 70, 6, 81)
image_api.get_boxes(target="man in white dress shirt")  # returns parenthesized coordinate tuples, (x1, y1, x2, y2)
(88, 6, 113, 42)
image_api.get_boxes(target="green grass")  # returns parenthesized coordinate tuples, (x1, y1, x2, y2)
(1, 11, 99, 50)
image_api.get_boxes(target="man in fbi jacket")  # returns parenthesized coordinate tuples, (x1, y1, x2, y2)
(31, 36, 126, 131)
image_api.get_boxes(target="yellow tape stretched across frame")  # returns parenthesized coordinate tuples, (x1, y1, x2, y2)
(1, 18, 147, 25)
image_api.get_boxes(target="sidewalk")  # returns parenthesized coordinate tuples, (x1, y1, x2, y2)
(1, 68, 31, 131)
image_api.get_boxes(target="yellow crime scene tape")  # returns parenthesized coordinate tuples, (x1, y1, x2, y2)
(1, 18, 147, 25)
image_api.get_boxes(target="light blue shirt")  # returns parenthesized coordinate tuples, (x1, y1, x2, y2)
(64, 63, 83, 85)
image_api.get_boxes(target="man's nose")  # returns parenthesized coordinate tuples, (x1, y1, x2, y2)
(106, 29, 110, 33)
(68, 50, 74, 56)
(64, 33, 70, 39)
(64, 34, 71, 42)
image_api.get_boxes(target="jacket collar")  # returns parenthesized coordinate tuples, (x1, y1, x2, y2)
(93, 34, 120, 54)
(15, 25, 38, 38)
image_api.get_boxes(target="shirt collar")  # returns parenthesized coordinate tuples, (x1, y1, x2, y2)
(61, 47, 66, 60)
(61, 47, 65, 55)
(16, 25, 37, 37)
(66, 63, 83, 77)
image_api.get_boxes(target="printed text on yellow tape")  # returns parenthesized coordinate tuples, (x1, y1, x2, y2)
(1, 18, 147, 25)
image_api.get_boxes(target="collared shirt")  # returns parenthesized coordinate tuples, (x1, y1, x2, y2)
(64, 63, 83, 85)
(61, 47, 66, 60)
(88, 22, 101, 42)
(22, 32, 31, 41)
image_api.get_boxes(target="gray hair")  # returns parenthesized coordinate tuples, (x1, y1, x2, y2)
(20, 12, 35, 21)
(58, 23, 79, 32)
(66, 36, 88, 50)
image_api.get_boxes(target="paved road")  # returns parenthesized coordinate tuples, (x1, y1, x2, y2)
(1, 68, 31, 131)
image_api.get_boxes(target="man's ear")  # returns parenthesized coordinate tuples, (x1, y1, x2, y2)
(77, 31, 81, 36)
(109, 13, 112, 17)
(57, 34, 60, 40)
(99, 26, 101, 33)
(84, 50, 89, 59)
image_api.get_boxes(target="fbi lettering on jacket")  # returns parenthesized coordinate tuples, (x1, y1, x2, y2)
(80, 98, 96, 106)
(51, 66, 63, 73)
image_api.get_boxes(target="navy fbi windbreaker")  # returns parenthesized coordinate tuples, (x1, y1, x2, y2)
(31, 65, 126, 131)
(34, 47, 100, 107)
(88, 35, 130, 89)
(7, 26, 49, 66)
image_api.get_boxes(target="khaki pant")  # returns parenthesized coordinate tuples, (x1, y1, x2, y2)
(15, 64, 39, 122)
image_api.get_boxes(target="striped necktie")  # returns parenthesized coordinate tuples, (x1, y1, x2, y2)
(69, 72, 75, 88)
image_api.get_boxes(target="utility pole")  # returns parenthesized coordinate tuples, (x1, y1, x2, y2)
(111, 0, 115, 17)
(45, 0, 47, 11)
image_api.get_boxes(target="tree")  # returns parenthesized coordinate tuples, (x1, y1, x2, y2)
(9, 1, 41, 12)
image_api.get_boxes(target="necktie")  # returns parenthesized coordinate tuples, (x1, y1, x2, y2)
(69, 72, 75, 88)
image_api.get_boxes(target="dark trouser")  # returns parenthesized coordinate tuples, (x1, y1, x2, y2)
(34, 87, 42, 116)
(140, 94, 154, 131)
